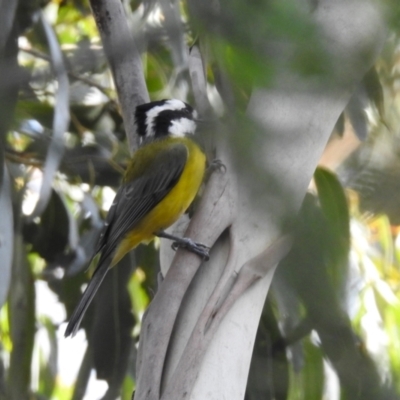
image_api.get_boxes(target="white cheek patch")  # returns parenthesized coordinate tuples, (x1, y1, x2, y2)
(169, 118, 196, 137)
(146, 100, 187, 137)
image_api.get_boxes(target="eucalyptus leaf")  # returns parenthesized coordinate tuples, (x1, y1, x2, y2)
(23, 189, 70, 262)
(314, 167, 350, 294)
(0, 164, 13, 308)
(346, 83, 368, 141)
(302, 339, 324, 400)
(90, 253, 135, 386)
(8, 234, 35, 400)
(38, 318, 58, 397)
(29, 13, 70, 221)
(314, 168, 350, 246)
(61, 145, 122, 187)
(363, 67, 384, 119)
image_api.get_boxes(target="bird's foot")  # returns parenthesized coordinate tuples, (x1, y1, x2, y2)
(156, 231, 210, 260)
(171, 237, 210, 261)
(208, 158, 226, 174)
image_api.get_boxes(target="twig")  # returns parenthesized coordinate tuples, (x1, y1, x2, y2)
(188, 45, 213, 117)
(20, 46, 113, 98)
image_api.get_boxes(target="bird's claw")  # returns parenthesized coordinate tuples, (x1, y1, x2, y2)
(209, 159, 226, 174)
(171, 238, 210, 261)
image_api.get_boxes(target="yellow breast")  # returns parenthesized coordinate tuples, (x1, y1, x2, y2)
(112, 137, 206, 265)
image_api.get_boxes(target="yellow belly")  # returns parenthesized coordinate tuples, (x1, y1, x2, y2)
(111, 138, 206, 265)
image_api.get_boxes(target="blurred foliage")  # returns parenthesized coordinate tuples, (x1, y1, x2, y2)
(246, 16, 400, 397)
(1, 0, 400, 399)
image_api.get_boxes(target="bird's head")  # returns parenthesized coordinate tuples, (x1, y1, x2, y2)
(135, 99, 197, 145)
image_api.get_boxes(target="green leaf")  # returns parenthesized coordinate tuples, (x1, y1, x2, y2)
(128, 268, 150, 321)
(314, 168, 350, 245)
(8, 234, 35, 400)
(303, 339, 324, 400)
(370, 215, 393, 276)
(287, 339, 324, 400)
(314, 167, 350, 291)
(385, 304, 400, 392)
(0, 165, 13, 309)
(146, 53, 170, 95)
(29, 13, 70, 221)
(363, 67, 384, 119)
(38, 318, 58, 397)
(211, 38, 274, 88)
(121, 375, 135, 400)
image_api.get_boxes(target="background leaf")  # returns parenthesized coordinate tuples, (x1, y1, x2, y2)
(29, 13, 70, 220)
(0, 166, 13, 309)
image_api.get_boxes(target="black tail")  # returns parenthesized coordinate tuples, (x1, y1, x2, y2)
(65, 255, 111, 337)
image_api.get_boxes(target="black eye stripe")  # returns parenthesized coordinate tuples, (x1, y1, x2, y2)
(156, 109, 193, 121)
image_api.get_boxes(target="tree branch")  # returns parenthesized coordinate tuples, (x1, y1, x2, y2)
(160, 236, 293, 399)
(135, 160, 236, 399)
(89, 0, 149, 152)
(134, 1, 386, 400)
(188, 45, 213, 117)
(20, 47, 113, 98)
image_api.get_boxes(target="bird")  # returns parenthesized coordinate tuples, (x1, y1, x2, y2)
(65, 99, 208, 337)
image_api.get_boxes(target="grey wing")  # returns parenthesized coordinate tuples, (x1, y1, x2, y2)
(94, 143, 188, 259)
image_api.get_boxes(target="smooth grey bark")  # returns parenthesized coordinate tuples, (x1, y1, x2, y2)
(0, 0, 17, 52)
(134, 1, 386, 400)
(89, 0, 149, 151)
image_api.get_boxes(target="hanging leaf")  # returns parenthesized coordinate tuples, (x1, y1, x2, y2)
(90, 253, 135, 386)
(363, 67, 384, 119)
(65, 193, 103, 276)
(246, 296, 289, 400)
(345, 81, 369, 141)
(38, 318, 58, 398)
(23, 189, 70, 262)
(302, 339, 324, 400)
(61, 145, 122, 187)
(0, 164, 13, 308)
(334, 112, 345, 137)
(314, 167, 350, 292)
(8, 234, 35, 400)
(29, 13, 70, 221)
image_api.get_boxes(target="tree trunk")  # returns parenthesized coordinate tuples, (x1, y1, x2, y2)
(134, 1, 386, 399)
